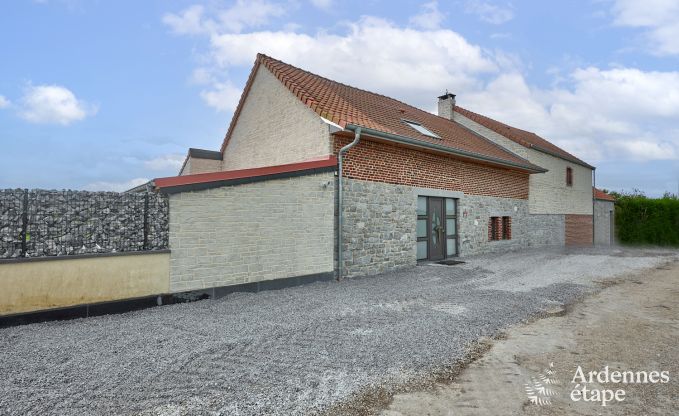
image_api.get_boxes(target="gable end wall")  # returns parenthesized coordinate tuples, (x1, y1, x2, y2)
(221, 66, 332, 171)
(454, 112, 593, 215)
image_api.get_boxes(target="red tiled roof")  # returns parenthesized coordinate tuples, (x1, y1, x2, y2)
(454, 106, 593, 169)
(594, 187, 616, 201)
(155, 156, 337, 192)
(220, 54, 544, 173)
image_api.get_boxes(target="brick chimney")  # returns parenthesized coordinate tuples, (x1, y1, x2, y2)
(438, 92, 456, 120)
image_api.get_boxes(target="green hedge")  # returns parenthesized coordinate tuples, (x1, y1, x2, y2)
(615, 194, 679, 247)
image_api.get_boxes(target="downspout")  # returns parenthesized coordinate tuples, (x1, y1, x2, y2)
(337, 127, 362, 280)
(592, 168, 596, 246)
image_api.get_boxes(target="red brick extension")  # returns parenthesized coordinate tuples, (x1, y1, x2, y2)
(565, 214, 593, 246)
(334, 136, 530, 199)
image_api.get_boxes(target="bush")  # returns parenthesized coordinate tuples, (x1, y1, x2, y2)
(614, 191, 679, 247)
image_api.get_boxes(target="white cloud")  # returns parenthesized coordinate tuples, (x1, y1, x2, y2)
(164, 5, 679, 162)
(309, 0, 332, 10)
(200, 82, 243, 113)
(409, 1, 445, 30)
(464, 0, 514, 25)
(462, 67, 679, 161)
(606, 139, 677, 160)
(208, 17, 497, 97)
(162, 4, 209, 35)
(612, 0, 679, 55)
(163, 1, 285, 35)
(83, 177, 149, 192)
(164, 12, 498, 112)
(0, 95, 9, 108)
(189, 67, 215, 85)
(144, 154, 185, 171)
(18, 84, 96, 125)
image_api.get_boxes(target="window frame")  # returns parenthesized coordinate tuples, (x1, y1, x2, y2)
(445, 198, 458, 258)
(502, 216, 511, 240)
(566, 166, 573, 187)
(416, 196, 459, 260)
(416, 196, 428, 260)
(402, 119, 440, 139)
(489, 216, 499, 241)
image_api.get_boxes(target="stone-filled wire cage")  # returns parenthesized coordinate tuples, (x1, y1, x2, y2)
(0, 189, 169, 259)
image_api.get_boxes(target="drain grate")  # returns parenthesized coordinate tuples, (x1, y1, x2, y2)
(437, 259, 466, 266)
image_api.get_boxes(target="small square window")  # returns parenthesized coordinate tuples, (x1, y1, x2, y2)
(402, 119, 440, 139)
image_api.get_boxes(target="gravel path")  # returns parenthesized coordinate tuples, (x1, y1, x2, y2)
(0, 248, 674, 415)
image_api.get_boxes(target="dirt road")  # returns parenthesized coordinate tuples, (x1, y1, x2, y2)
(382, 257, 679, 415)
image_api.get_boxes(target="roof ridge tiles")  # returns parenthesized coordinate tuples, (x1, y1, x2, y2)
(220, 53, 551, 172)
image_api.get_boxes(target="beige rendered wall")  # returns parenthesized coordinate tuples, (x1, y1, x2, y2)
(594, 199, 615, 245)
(221, 66, 332, 171)
(0, 252, 169, 316)
(181, 157, 222, 176)
(527, 151, 593, 215)
(168, 172, 335, 292)
(455, 112, 593, 215)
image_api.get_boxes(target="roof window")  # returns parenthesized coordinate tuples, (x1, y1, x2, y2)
(402, 119, 440, 139)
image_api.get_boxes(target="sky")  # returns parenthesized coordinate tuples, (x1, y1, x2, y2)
(1, 0, 678, 196)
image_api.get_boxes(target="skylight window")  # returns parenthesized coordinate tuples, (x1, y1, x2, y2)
(402, 119, 440, 139)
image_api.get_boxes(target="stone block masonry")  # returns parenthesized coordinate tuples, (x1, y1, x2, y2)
(168, 172, 335, 292)
(341, 179, 566, 277)
(331, 137, 567, 274)
(0, 189, 168, 258)
(458, 195, 563, 256)
(341, 179, 416, 278)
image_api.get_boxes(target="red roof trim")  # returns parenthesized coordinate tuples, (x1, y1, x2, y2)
(594, 187, 616, 201)
(155, 156, 337, 190)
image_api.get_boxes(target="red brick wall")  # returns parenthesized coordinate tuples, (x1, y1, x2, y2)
(334, 136, 529, 199)
(565, 214, 593, 246)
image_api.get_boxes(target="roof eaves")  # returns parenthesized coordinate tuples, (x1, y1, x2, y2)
(188, 148, 222, 160)
(529, 144, 595, 170)
(155, 156, 338, 194)
(455, 106, 593, 169)
(452, 117, 539, 170)
(345, 124, 547, 174)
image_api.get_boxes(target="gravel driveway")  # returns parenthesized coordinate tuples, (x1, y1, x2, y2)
(0, 248, 674, 415)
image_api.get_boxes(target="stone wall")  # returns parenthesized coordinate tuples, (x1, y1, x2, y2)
(168, 172, 335, 292)
(458, 195, 565, 256)
(0, 189, 168, 258)
(341, 179, 416, 278)
(594, 199, 615, 245)
(340, 180, 567, 275)
(340, 180, 566, 277)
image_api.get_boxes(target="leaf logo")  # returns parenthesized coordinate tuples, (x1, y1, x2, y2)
(524, 362, 561, 406)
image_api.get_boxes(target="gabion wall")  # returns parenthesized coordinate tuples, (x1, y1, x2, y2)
(0, 189, 169, 259)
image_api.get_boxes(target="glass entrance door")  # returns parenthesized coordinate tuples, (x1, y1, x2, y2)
(428, 197, 445, 260)
(417, 196, 458, 261)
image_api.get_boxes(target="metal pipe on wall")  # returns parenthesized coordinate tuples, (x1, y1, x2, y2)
(337, 127, 361, 280)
